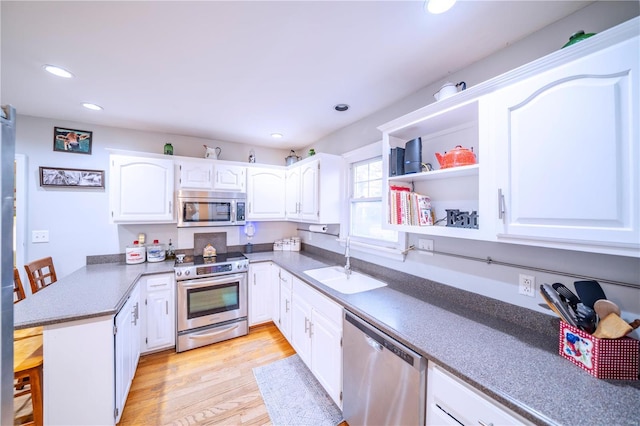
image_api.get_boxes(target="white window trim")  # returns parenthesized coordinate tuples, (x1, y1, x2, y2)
(341, 141, 407, 261)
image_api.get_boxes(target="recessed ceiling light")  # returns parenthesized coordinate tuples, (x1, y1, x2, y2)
(425, 0, 456, 14)
(271, 133, 283, 139)
(43, 64, 73, 78)
(334, 104, 349, 112)
(82, 103, 103, 111)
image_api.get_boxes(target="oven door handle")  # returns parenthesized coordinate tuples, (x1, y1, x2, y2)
(187, 323, 241, 339)
(178, 273, 247, 288)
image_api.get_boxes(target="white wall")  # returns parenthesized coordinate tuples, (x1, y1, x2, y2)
(15, 114, 295, 280)
(300, 1, 640, 332)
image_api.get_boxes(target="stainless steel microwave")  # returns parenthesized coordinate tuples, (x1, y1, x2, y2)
(177, 190, 246, 227)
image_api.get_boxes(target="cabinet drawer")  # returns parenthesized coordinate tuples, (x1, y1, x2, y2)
(427, 363, 529, 425)
(293, 278, 342, 323)
(145, 275, 172, 291)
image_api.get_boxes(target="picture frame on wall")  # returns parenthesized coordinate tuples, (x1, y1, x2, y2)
(39, 166, 104, 188)
(53, 127, 93, 154)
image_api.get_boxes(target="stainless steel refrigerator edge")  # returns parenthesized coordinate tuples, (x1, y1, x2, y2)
(343, 310, 426, 425)
(1, 106, 17, 425)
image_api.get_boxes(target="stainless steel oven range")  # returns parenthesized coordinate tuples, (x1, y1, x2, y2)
(175, 252, 249, 352)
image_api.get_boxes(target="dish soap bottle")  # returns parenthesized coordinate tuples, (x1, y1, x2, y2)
(167, 239, 175, 259)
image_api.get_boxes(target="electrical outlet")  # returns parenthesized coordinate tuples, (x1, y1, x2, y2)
(418, 239, 434, 256)
(519, 274, 535, 297)
(32, 230, 49, 243)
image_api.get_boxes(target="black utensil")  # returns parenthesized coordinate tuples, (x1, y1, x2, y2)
(552, 283, 581, 309)
(575, 303, 597, 334)
(574, 280, 607, 309)
(540, 283, 578, 327)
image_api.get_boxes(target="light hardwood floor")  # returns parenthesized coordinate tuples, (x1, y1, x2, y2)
(119, 322, 295, 426)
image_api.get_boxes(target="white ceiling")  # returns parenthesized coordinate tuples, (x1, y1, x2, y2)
(1, 1, 593, 149)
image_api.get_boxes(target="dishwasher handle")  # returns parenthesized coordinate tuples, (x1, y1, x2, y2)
(365, 335, 383, 352)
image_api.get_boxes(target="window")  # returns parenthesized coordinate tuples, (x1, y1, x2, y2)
(351, 157, 396, 242)
(343, 142, 406, 256)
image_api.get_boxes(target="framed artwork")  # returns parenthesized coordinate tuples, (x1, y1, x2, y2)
(53, 127, 92, 154)
(39, 166, 104, 188)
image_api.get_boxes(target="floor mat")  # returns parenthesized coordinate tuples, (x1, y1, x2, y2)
(253, 354, 343, 426)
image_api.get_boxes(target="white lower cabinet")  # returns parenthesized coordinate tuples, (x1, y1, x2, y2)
(277, 268, 293, 340)
(140, 273, 176, 354)
(426, 363, 531, 426)
(115, 283, 141, 424)
(291, 277, 343, 408)
(249, 262, 273, 325)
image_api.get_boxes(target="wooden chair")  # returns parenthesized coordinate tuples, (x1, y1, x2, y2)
(14, 268, 26, 303)
(13, 268, 43, 341)
(14, 335, 44, 426)
(24, 257, 57, 294)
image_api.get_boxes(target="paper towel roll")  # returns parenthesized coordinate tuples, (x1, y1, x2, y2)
(308, 224, 327, 233)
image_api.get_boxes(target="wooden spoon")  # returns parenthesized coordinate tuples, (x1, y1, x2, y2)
(592, 313, 632, 339)
(594, 299, 621, 319)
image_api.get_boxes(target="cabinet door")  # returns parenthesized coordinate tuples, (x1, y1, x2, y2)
(310, 308, 342, 408)
(114, 284, 140, 423)
(141, 274, 176, 353)
(213, 164, 246, 192)
(426, 363, 529, 426)
(249, 262, 273, 325)
(492, 37, 639, 254)
(299, 160, 320, 221)
(278, 284, 292, 340)
(177, 160, 215, 189)
(285, 167, 301, 219)
(247, 168, 286, 220)
(270, 265, 281, 324)
(291, 292, 312, 367)
(110, 155, 175, 223)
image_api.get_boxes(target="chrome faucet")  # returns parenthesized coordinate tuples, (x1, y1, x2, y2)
(344, 236, 352, 276)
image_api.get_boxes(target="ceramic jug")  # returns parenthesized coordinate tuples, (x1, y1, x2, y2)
(434, 81, 466, 101)
(204, 145, 221, 159)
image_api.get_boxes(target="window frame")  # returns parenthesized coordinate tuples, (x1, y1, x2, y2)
(341, 142, 407, 259)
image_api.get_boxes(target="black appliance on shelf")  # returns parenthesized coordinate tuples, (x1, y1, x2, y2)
(389, 147, 405, 176)
(404, 137, 422, 174)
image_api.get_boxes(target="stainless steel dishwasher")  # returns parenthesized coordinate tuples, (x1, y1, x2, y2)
(343, 311, 426, 425)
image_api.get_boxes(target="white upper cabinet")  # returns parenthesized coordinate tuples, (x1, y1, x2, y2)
(379, 17, 639, 256)
(213, 163, 246, 192)
(490, 33, 639, 256)
(285, 166, 302, 219)
(379, 99, 494, 241)
(247, 167, 286, 220)
(285, 154, 344, 224)
(110, 154, 175, 223)
(177, 160, 246, 192)
(176, 160, 215, 189)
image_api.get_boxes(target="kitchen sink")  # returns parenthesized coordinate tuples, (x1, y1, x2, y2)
(303, 266, 387, 294)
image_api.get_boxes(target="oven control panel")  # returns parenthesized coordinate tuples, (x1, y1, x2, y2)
(175, 259, 248, 280)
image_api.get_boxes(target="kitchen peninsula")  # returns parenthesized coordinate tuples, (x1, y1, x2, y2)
(14, 251, 640, 426)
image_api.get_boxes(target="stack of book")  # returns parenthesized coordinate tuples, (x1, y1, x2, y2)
(389, 185, 433, 226)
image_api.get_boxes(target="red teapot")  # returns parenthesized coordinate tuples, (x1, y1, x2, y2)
(435, 145, 476, 169)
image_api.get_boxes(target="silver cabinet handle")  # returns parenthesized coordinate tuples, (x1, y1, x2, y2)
(498, 188, 505, 220)
(304, 317, 310, 333)
(285, 299, 290, 313)
(166, 300, 169, 315)
(478, 420, 494, 426)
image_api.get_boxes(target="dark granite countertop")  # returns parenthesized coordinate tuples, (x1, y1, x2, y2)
(247, 251, 640, 426)
(14, 260, 175, 329)
(14, 250, 639, 425)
